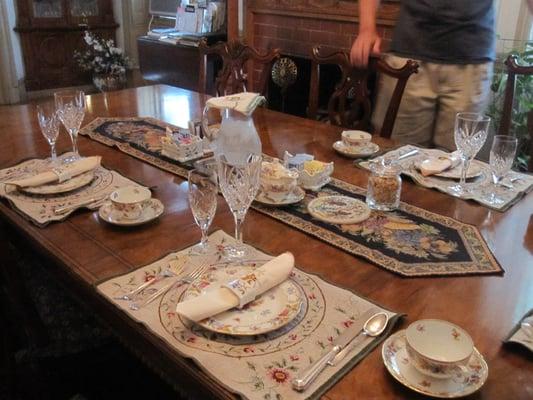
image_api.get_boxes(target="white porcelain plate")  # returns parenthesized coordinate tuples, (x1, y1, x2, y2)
(182, 263, 303, 336)
(20, 171, 94, 195)
(333, 141, 380, 158)
(414, 150, 483, 180)
(255, 187, 306, 206)
(382, 330, 488, 398)
(307, 195, 371, 224)
(98, 198, 164, 226)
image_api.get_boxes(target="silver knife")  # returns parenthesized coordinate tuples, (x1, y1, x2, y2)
(291, 310, 373, 392)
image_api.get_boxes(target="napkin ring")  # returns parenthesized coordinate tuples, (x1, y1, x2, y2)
(224, 272, 260, 309)
(52, 167, 73, 183)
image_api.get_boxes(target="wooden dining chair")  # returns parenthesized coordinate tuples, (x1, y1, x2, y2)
(497, 55, 533, 137)
(308, 46, 418, 138)
(198, 39, 281, 97)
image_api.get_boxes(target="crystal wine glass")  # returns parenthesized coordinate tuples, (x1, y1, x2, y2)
(484, 135, 518, 206)
(188, 169, 218, 255)
(54, 90, 86, 162)
(217, 154, 262, 260)
(36, 103, 60, 164)
(448, 112, 490, 196)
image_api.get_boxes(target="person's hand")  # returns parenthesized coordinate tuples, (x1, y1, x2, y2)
(350, 29, 382, 67)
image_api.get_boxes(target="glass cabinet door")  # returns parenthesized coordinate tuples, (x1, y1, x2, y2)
(32, 0, 63, 18)
(70, 0, 99, 17)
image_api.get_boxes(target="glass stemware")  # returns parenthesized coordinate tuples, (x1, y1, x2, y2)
(188, 169, 218, 255)
(36, 103, 60, 164)
(54, 90, 86, 162)
(217, 154, 262, 260)
(484, 135, 518, 206)
(448, 112, 490, 196)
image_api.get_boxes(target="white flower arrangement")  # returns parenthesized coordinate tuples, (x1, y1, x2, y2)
(74, 31, 129, 76)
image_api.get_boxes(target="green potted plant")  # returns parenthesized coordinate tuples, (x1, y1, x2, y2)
(74, 31, 129, 92)
(486, 42, 533, 171)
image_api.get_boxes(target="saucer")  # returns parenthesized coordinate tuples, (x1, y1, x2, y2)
(98, 198, 164, 226)
(307, 195, 371, 224)
(333, 141, 380, 158)
(382, 330, 488, 398)
(255, 187, 305, 206)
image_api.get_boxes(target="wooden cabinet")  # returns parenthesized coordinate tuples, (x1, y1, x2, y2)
(14, 0, 118, 91)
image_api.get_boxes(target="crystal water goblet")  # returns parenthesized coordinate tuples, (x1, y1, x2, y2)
(54, 90, 86, 162)
(36, 103, 60, 164)
(217, 154, 262, 260)
(449, 112, 490, 196)
(188, 169, 218, 255)
(484, 135, 518, 206)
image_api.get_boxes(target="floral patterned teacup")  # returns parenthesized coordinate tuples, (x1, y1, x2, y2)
(109, 186, 151, 220)
(341, 130, 372, 148)
(405, 319, 474, 379)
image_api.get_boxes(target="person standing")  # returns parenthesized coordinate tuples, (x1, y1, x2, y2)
(351, 1, 495, 150)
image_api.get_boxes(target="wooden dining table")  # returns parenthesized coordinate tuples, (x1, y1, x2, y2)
(1, 84, 532, 399)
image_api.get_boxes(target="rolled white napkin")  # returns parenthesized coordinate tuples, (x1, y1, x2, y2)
(7, 156, 101, 187)
(176, 252, 294, 322)
(419, 151, 460, 177)
(206, 92, 266, 116)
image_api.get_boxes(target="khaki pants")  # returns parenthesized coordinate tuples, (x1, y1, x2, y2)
(372, 54, 493, 151)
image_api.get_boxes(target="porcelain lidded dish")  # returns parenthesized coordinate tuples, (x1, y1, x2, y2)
(405, 319, 474, 379)
(299, 160, 334, 190)
(260, 159, 299, 201)
(161, 127, 204, 162)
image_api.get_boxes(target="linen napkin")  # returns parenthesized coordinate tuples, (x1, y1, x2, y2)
(7, 156, 101, 187)
(176, 252, 294, 322)
(419, 151, 461, 176)
(206, 92, 266, 116)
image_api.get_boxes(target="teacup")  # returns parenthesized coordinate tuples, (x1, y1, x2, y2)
(260, 160, 299, 201)
(341, 130, 372, 148)
(109, 186, 151, 220)
(405, 319, 474, 379)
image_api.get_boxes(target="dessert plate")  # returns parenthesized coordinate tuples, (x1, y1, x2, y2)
(255, 187, 305, 206)
(20, 171, 94, 195)
(307, 195, 371, 224)
(98, 198, 164, 226)
(414, 150, 483, 180)
(333, 141, 380, 158)
(182, 263, 303, 336)
(382, 330, 488, 398)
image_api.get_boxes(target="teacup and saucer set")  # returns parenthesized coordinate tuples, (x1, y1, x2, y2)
(99, 185, 164, 226)
(333, 130, 380, 158)
(256, 160, 305, 206)
(382, 319, 488, 398)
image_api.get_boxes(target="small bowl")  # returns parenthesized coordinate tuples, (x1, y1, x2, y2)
(405, 319, 474, 379)
(260, 160, 299, 201)
(341, 130, 372, 147)
(299, 160, 334, 190)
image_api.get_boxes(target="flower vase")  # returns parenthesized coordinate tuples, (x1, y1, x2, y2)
(92, 73, 126, 92)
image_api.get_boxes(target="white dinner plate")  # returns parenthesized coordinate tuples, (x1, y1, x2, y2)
(307, 195, 371, 224)
(333, 141, 380, 158)
(20, 171, 95, 195)
(98, 198, 164, 226)
(182, 263, 303, 336)
(382, 330, 488, 398)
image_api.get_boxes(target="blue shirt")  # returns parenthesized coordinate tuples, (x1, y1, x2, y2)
(390, 0, 495, 63)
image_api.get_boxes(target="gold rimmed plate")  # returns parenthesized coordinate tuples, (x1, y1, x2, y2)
(19, 171, 95, 195)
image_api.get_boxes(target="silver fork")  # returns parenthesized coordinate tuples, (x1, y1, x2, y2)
(129, 263, 209, 311)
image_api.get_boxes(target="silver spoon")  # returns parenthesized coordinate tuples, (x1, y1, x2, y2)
(328, 312, 389, 366)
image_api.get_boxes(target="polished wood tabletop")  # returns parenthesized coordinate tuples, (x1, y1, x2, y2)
(1, 85, 532, 399)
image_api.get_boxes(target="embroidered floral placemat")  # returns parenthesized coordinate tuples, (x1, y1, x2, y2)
(97, 230, 401, 400)
(0, 154, 145, 227)
(358, 145, 533, 212)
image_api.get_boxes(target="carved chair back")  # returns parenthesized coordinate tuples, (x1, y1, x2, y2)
(199, 39, 280, 97)
(308, 46, 418, 138)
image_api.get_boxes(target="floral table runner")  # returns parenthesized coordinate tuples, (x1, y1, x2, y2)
(0, 153, 145, 227)
(359, 145, 533, 212)
(80, 118, 502, 277)
(97, 230, 401, 400)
